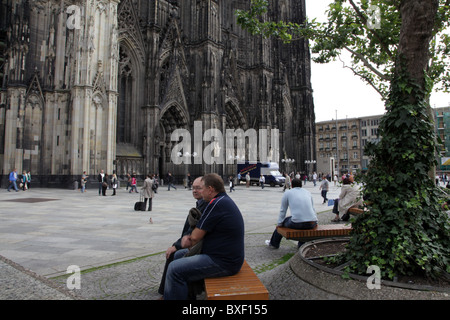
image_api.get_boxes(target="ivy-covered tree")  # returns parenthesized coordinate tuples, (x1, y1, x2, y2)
(237, 0, 450, 280)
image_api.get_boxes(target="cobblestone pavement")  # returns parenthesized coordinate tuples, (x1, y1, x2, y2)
(0, 181, 347, 300)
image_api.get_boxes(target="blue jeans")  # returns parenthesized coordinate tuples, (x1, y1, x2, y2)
(7, 181, 18, 191)
(164, 250, 233, 300)
(168, 183, 177, 190)
(269, 217, 317, 248)
(321, 190, 328, 203)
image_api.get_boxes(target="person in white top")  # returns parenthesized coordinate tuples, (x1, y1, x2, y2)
(331, 177, 363, 222)
(312, 172, 317, 186)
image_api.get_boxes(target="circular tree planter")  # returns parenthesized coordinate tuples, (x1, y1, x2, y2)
(288, 238, 449, 300)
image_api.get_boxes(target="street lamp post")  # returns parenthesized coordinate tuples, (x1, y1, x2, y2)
(281, 158, 295, 173)
(304, 160, 316, 178)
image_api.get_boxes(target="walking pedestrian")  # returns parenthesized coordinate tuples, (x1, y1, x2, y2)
(283, 173, 291, 191)
(21, 171, 28, 191)
(126, 173, 131, 191)
(319, 176, 329, 204)
(153, 174, 159, 193)
(98, 170, 105, 195)
(129, 175, 138, 193)
(167, 172, 177, 191)
(228, 175, 235, 192)
(245, 172, 250, 188)
(7, 169, 19, 192)
(26, 171, 31, 189)
(81, 171, 88, 193)
(101, 173, 109, 196)
(111, 173, 118, 196)
(186, 173, 192, 190)
(259, 174, 265, 189)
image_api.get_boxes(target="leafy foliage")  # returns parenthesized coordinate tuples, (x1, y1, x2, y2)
(236, 0, 450, 98)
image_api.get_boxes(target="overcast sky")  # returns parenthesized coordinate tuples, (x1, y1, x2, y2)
(306, 0, 450, 122)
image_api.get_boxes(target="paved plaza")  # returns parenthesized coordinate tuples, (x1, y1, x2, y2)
(0, 180, 342, 299)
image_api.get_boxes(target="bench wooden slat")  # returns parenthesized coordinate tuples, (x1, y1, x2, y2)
(205, 260, 269, 300)
(277, 224, 352, 241)
(348, 207, 365, 215)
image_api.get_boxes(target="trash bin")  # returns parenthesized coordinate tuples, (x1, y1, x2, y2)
(73, 180, 79, 190)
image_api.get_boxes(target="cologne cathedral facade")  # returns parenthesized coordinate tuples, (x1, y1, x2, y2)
(0, 0, 315, 186)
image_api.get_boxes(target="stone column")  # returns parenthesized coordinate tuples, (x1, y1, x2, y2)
(143, 105, 160, 174)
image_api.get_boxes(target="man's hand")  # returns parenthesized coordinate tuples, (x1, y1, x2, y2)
(181, 235, 192, 248)
(181, 228, 207, 249)
(165, 246, 177, 260)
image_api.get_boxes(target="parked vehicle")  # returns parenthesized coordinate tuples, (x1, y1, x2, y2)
(238, 162, 285, 187)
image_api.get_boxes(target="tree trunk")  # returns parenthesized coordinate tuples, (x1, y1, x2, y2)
(397, 0, 439, 181)
(397, 0, 438, 96)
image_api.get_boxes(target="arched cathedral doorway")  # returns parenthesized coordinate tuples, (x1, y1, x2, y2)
(115, 43, 145, 178)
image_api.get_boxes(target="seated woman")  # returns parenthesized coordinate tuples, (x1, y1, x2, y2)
(332, 177, 363, 222)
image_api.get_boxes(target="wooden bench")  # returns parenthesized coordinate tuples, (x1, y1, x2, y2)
(204, 260, 269, 300)
(348, 207, 365, 215)
(277, 224, 352, 242)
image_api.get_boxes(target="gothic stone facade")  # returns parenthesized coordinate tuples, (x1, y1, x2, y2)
(0, 0, 315, 187)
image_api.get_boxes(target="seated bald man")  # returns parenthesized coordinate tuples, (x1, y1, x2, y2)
(163, 173, 245, 300)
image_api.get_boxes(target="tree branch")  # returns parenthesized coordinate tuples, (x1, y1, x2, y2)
(337, 55, 387, 99)
(343, 46, 389, 81)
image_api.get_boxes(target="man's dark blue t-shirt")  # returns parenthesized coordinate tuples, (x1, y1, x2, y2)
(196, 192, 244, 274)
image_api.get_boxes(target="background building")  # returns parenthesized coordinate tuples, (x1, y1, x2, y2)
(317, 106, 450, 178)
(0, 0, 316, 187)
(433, 105, 450, 173)
(316, 114, 383, 177)
(360, 115, 381, 171)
